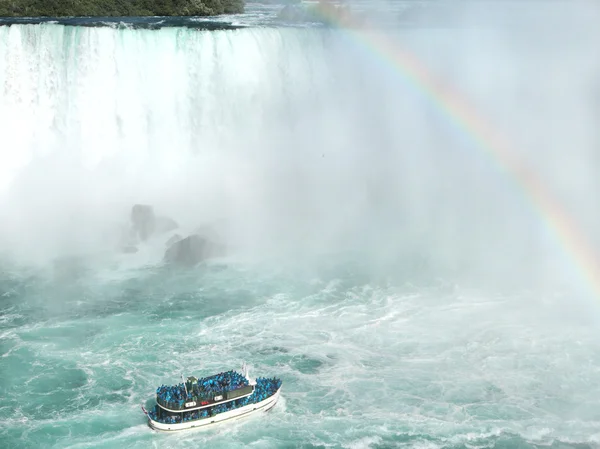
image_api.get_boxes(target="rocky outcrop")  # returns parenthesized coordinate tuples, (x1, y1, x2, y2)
(165, 233, 183, 247)
(124, 204, 226, 265)
(163, 234, 225, 266)
(129, 204, 178, 244)
(131, 204, 156, 242)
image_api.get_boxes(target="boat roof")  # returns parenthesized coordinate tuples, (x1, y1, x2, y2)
(171, 370, 247, 389)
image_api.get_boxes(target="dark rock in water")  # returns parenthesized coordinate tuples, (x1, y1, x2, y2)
(131, 204, 155, 241)
(129, 205, 178, 243)
(164, 234, 225, 266)
(165, 234, 183, 247)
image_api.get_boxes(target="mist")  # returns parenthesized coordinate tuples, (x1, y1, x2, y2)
(0, 0, 599, 294)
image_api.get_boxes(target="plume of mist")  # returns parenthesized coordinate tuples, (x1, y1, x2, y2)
(0, 0, 599, 295)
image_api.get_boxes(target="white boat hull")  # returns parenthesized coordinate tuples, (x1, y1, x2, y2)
(146, 388, 281, 432)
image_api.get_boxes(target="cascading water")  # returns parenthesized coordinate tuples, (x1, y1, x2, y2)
(2, 3, 600, 447)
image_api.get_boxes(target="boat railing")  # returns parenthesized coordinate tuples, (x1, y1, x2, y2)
(156, 384, 254, 411)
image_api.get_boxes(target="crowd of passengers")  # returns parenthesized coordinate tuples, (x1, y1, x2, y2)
(149, 377, 282, 424)
(156, 370, 250, 409)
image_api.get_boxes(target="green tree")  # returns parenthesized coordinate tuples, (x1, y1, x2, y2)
(0, 0, 244, 17)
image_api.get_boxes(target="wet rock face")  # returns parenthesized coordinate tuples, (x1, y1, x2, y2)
(131, 204, 156, 241)
(165, 234, 183, 247)
(125, 204, 221, 265)
(129, 205, 178, 243)
(163, 234, 225, 266)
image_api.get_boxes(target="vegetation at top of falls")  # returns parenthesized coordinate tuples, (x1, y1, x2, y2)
(0, 0, 244, 17)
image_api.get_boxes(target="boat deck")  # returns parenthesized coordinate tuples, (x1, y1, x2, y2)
(147, 377, 282, 430)
(156, 370, 251, 411)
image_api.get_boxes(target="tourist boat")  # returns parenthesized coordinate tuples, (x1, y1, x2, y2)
(141, 363, 282, 432)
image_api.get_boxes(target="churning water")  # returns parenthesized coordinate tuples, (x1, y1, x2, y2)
(2, 1, 600, 448)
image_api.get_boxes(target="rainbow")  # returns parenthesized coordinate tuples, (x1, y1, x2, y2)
(300, 0, 600, 298)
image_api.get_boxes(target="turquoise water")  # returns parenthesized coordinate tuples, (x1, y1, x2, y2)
(2, 256, 600, 448)
(2, 3, 600, 447)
